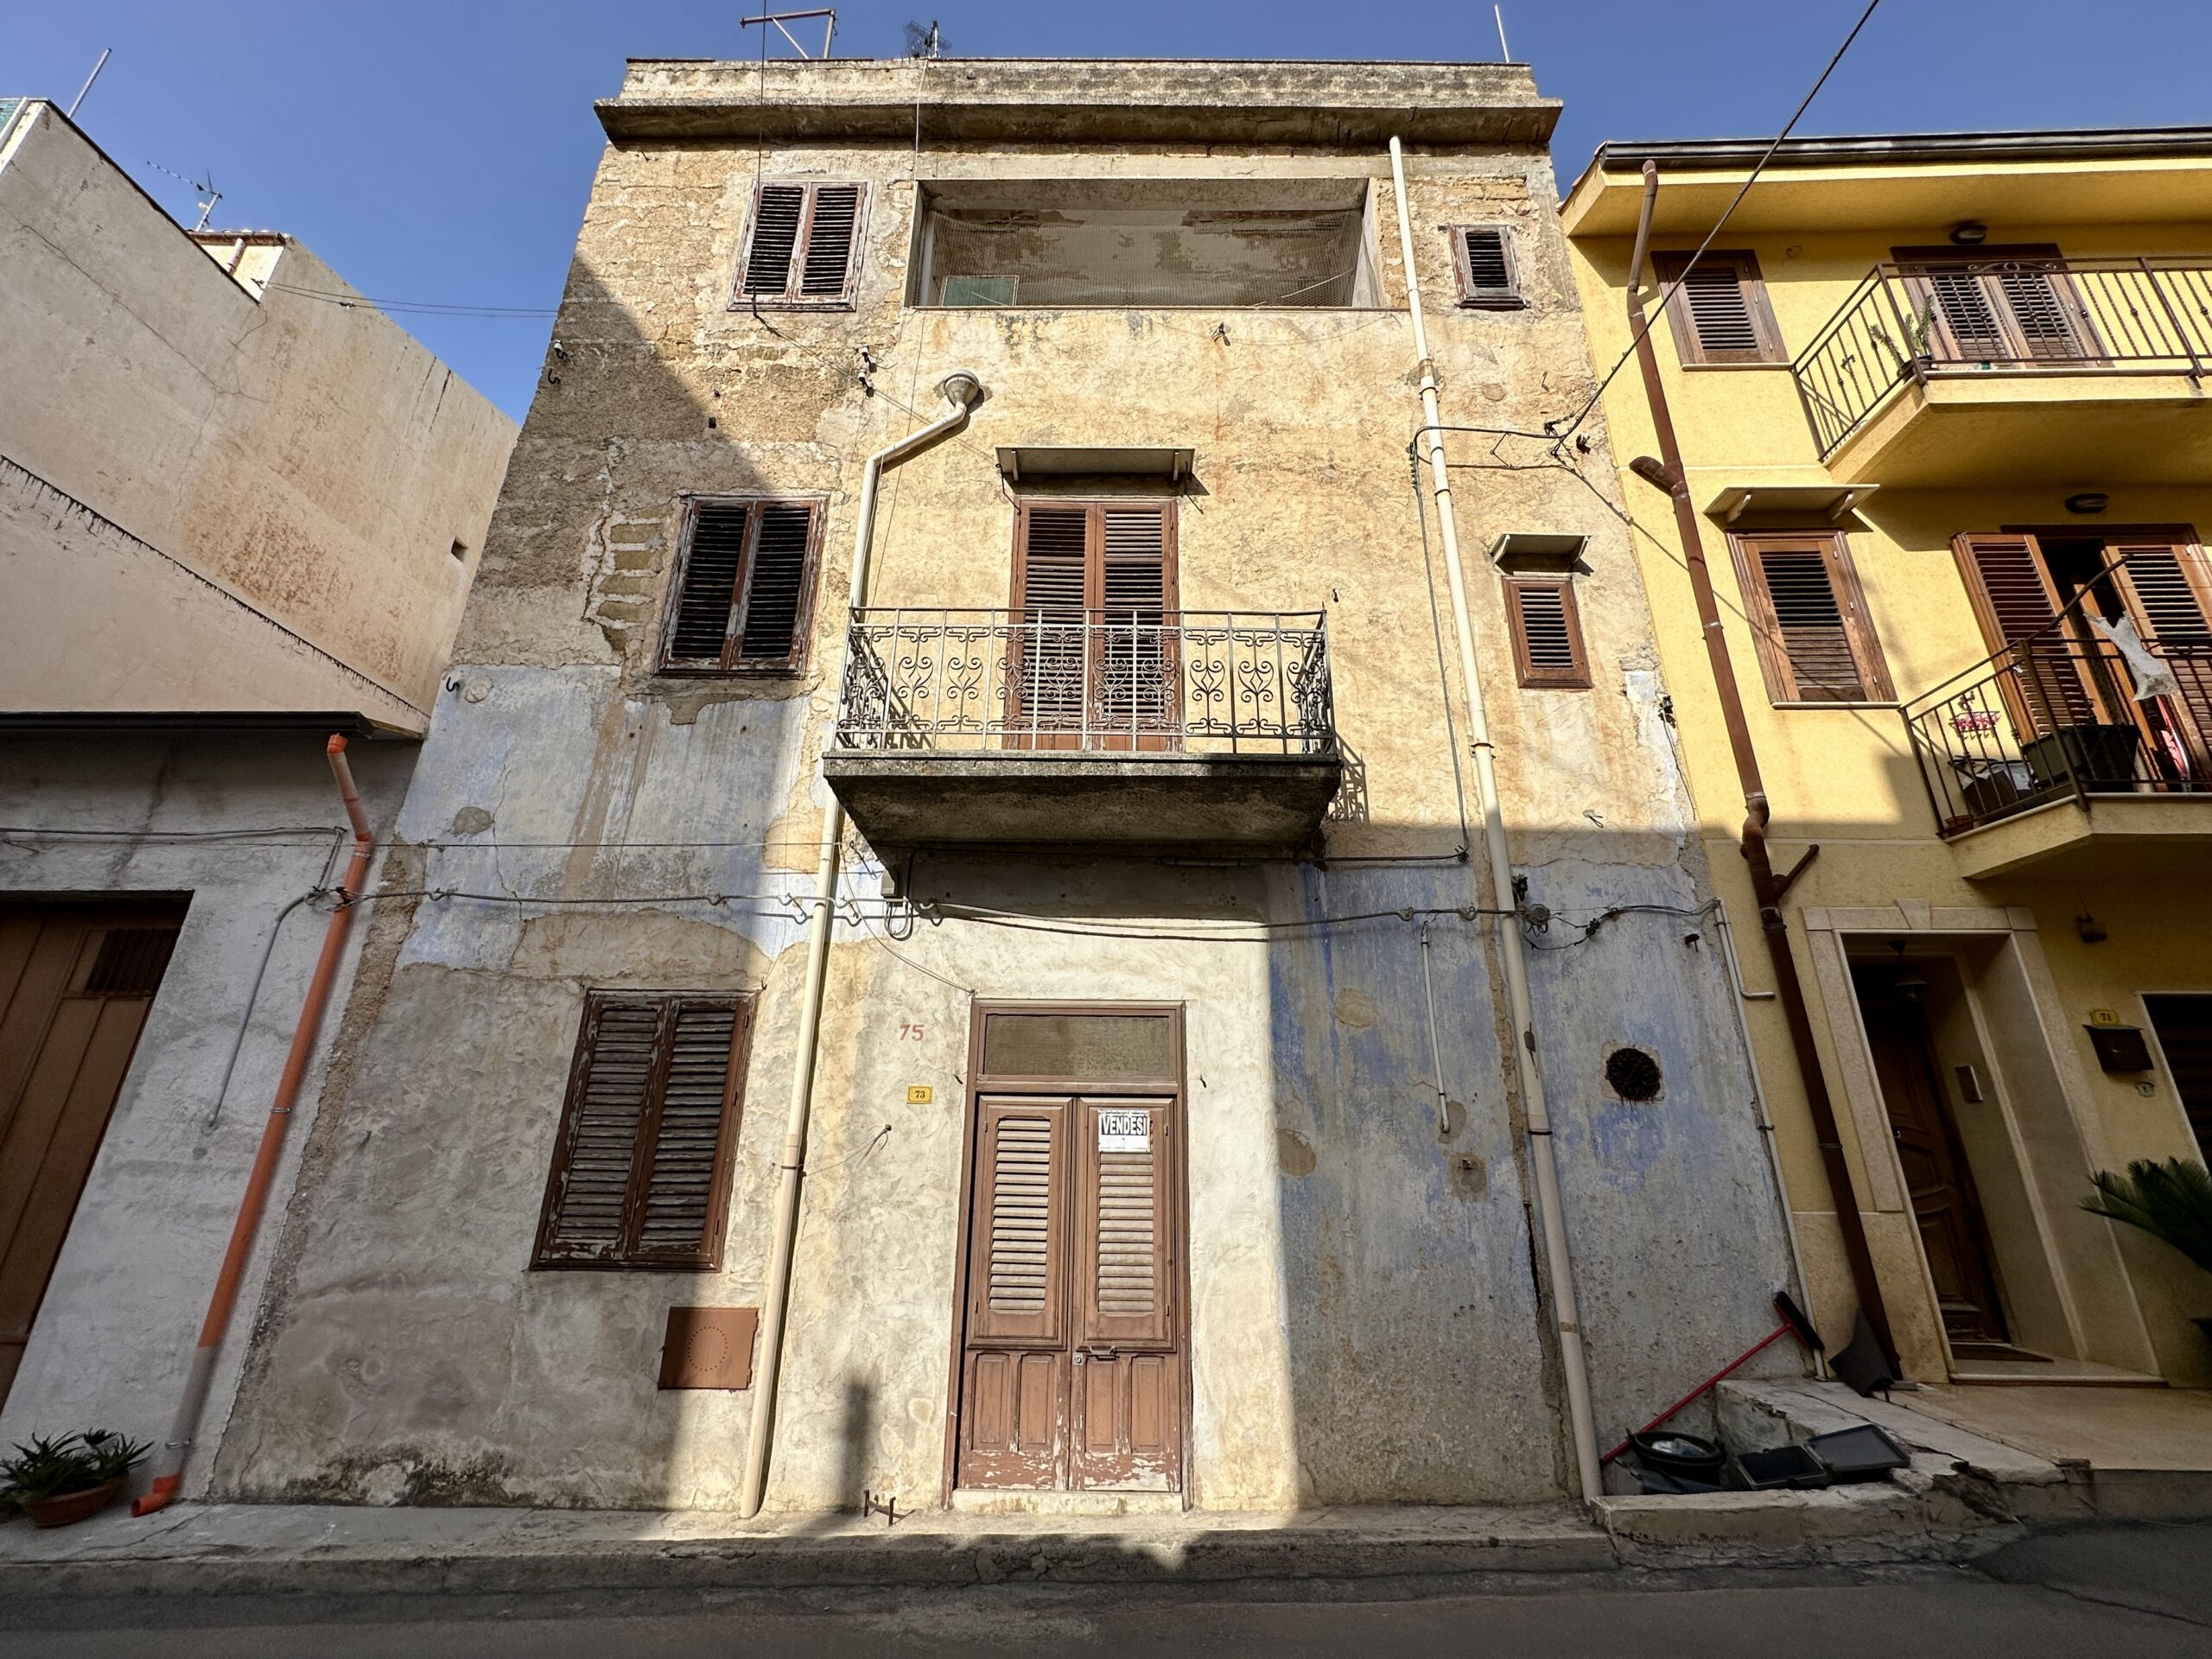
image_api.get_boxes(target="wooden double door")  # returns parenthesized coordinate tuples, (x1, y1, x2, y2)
(1, 902, 185, 1407)
(1007, 501, 1179, 752)
(955, 1090, 1184, 1491)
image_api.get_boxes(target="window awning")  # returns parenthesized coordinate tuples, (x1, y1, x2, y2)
(996, 445, 1195, 482)
(1703, 485, 1878, 525)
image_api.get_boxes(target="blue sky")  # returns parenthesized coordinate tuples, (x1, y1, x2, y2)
(14, 2, 2209, 420)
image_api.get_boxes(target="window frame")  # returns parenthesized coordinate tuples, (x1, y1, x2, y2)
(728, 180, 869, 312)
(1653, 250, 1787, 367)
(1728, 528, 1894, 707)
(1502, 577, 1591, 689)
(531, 990, 753, 1273)
(657, 493, 827, 678)
(1446, 224, 1524, 310)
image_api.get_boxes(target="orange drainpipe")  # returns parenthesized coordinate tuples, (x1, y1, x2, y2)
(134, 734, 375, 1516)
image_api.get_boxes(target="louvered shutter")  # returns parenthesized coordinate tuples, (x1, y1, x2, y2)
(535, 994, 748, 1270)
(731, 503, 816, 667)
(2111, 540, 2212, 751)
(1453, 226, 1521, 309)
(1995, 266, 2085, 359)
(1077, 1099, 1173, 1348)
(1656, 252, 1780, 365)
(969, 1100, 1065, 1344)
(1100, 506, 1175, 736)
(738, 182, 864, 306)
(1014, 506, 1091, 736)
(1734, 532, 1890, 703)
(1919, 267, 2011, 360)
(1952, 533, 2096, 735)
(1505, 580, 1589, 688)
(666, 503, 749, 667)
(740, 185, 806, 297)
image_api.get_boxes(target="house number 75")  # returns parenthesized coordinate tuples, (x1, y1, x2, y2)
(899, 1022, 925, 1041)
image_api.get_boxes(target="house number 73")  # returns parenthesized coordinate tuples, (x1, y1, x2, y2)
(899, 1022, 925, 1041)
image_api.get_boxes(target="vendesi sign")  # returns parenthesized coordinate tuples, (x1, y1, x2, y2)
(1096, 1109, 1151, 1152)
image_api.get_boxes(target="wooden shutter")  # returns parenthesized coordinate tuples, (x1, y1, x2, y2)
(735, 181, 866, 308)
(534, 993, 749, 1270)
(1655, 251, 1784, 365)
(1894, 246, 2093, 365)
(1732, 531, 1891, 703)
(967, 1099, 1065, 1344)
(661, 498, 822, 674)
(1950, 533, 2097, 735)
(1076, 1099, 1173, 1349)
(1013, 506, 1091, 737)
(1100, 507, 1176, 736)
(1504, 579, 1590, 689)
(2110, 538, 2212, 748)
(1450, 226, 1522, 309)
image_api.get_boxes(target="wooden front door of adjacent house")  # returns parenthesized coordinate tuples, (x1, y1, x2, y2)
(0, 901, 186, 1408)
(1855, 972, 2011, 1350)
(953, 1006, 1185, 1494)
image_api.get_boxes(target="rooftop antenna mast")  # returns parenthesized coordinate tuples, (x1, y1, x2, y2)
(1494, 5, 1511, 61)
(741, 9, 836, 59)
(67, 48, 112, 118)
(143, 159, 222, 231)
(904, 19, 942, 59)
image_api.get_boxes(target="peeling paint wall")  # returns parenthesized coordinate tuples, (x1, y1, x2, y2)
(219, 60, 1796, 1513)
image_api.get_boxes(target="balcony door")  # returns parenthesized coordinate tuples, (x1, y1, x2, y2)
(1954, 529, 2212, 785)
(1007, 502, 1179, 751)
(1894, 245, 2097, 366)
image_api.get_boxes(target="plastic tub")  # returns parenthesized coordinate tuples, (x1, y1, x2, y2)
(1806, 1423, 1910, 1483)
(1627, 1429, 1726, 1484)
(1732, 1443, 1831, 1491)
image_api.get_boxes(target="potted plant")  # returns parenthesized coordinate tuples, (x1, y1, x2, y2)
(0, 1430, 149, 1529)
(2083, 1158, 2212, 1347)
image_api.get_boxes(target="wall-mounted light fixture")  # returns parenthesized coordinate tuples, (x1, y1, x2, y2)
(2066, 493, 2109, 515)
(1949, 221, 1988, 246)
(2076, 912, 2108, 943)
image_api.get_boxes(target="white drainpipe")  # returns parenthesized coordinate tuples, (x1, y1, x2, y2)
(1388, 137, 1604, 1503)
(739, 370, 984, 1520)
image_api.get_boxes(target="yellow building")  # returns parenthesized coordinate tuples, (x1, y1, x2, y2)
(1563, 129, 2212, 1391)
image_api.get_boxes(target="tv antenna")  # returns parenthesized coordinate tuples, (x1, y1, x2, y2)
(741, 9, 836, 59)
(143, 159, 222, 231)
(904, 20, 942, 59)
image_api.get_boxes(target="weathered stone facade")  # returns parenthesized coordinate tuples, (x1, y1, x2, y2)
(217, 60, 1796, 1513)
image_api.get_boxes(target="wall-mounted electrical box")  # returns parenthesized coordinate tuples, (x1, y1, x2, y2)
(2084, 1025, 2153, 1073)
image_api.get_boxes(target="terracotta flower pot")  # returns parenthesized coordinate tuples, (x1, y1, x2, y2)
(22, 1478, 123, 1529)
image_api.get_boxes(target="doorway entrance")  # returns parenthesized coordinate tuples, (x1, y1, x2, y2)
(951, 1004, 1186, 1494)
(1852, 961, 2013, 1353)
(1, 900, 187, 1407)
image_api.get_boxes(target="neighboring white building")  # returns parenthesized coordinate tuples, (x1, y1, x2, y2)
(0, 94, 515, 1493)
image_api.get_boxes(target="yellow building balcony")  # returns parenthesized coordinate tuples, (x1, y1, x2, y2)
(1794, 257, 2212, 487)
(822, 608, 1342, 852)
(1905, 626, 2212, 880)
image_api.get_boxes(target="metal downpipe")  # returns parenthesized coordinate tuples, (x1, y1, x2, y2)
(738, 371, 983, 1520)
(1622, 162, 1896, 1367)
(1389, 137, 1605, 1503)
(134, 735, 375, 1516)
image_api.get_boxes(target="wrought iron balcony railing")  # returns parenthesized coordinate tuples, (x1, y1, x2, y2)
(1904, 630, 2212, 836)
(833, 608, 1337, 757)
(1793, 257, 2212, 457)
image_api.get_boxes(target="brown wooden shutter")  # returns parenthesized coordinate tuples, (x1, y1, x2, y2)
(1012, 506, 1092, 737)
(534, 993, 749, 1271)
(1950, 533, 2096, 735)
(1655, 251, 1784, 365)
(1503, 579, 1590, 689)
(661, 499, 821, 675)
(1076, 1099, 1173, 1350)
(1451, 226, 1522, 309)
(1733, 531, 1891, 703)
(2110, 539, 2212, 747)
(736, 182, 865, 307)
(1101, 507, 1175, 736)
(968, 1099, 1065, 1344)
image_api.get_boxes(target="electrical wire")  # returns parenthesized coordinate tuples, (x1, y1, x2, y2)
(263, 281, 558, 319)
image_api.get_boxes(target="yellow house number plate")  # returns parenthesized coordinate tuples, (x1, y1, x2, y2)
(906, 1085, 933, 1104)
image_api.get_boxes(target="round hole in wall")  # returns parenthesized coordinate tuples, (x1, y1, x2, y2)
(1605, 1046, 1663, 1103)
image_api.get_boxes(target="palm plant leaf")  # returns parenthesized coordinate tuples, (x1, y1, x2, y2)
(2082, 1158, 2212, 1274)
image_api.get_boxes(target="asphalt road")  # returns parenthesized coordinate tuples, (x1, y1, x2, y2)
(2, 1522, 2207, 1656)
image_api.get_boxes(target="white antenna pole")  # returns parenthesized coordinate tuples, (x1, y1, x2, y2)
(1494, 5, 1510, 61)
(67, 48, 112, 118)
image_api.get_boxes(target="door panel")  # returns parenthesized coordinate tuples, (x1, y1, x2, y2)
(1859, 984, 2010, 1348)
(0, 903, 185, 1408)
(957, 1084, 1182, 1493)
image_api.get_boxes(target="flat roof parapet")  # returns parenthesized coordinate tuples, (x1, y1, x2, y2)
(599, 58, 1556, 147)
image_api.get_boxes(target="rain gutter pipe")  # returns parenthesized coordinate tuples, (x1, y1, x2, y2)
(1389, 137, 1603, 1503)
(1621, 161, 1895, 1366)
(739, 370, 984, 1520)
(135, 735, 375, 1516)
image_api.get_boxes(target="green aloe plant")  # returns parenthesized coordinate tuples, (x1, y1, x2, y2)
(2082, 1158, 2212, 1274)
(0, 1429, 149, 1504)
